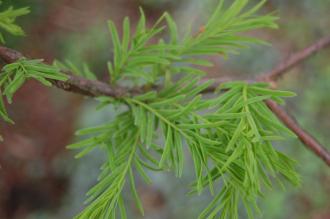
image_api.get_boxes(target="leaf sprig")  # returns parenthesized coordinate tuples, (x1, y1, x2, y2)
(0, 58, 68, 102)
(0, 1, 30, 43)
(195, 82, 300, 219)
(68, 112, 159, 218)
(106, 0, 277, 86)
(0, 58, 68, 139)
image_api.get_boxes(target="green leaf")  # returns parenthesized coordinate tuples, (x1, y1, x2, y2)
(165, 12, 178, 44)
(129, 168, 145, 215)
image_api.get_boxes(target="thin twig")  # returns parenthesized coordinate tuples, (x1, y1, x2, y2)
(205, 35, 330, 91)
(0, 46, 130, 98)
(259, 35, 330, 82)
(259, 36, 330, 166)
(266, 100, 330, 165)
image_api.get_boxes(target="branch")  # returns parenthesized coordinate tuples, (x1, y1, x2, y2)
(0, 46, 130, 98)
(204, 35, 330, 91)
(259, 35, 330, 82)
(266, 100, 330, 165)
(1, 34, 330, 166)
(260, 36, 330, 166)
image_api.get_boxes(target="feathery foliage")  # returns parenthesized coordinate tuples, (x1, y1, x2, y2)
(0, 59, 68, 139)
(0, 0, 301, 218)
(0, 2, 30, 140)
(1, 59, 68, 102)
(65, 1, 299, 218)
(0, 1, 30, 43)
(106, 0, 277, 86)
(70, 78, 299, 218)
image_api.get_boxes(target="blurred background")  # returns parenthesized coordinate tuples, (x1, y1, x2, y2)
(0, 0, 329, 218)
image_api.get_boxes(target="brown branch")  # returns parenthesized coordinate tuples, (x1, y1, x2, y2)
(0, 46, 130, 98)
(259, 35, 330, 82)
(266, 100, 330, 165)
(1, 34, 330, 166)
(259, 36, 330, 166)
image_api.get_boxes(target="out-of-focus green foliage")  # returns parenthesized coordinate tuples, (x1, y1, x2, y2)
(0, 1, 29, 43)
